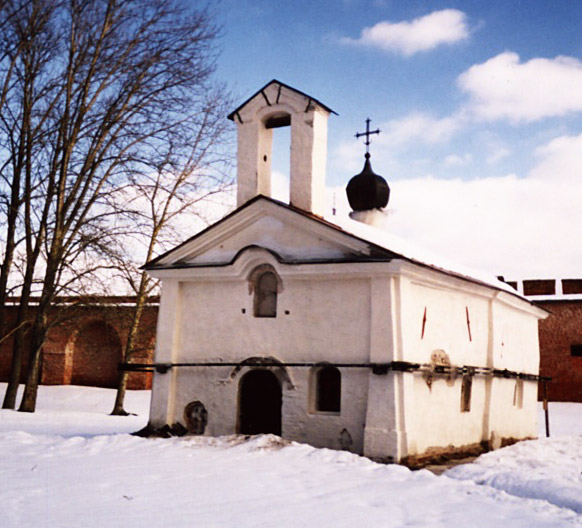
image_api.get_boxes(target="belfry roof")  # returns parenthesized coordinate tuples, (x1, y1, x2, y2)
(227, 79, 337, 122)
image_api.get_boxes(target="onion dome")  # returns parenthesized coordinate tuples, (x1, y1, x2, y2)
(346, 152, 390, 211)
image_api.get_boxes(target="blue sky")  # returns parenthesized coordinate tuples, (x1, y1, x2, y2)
(210, 1, 582, 280)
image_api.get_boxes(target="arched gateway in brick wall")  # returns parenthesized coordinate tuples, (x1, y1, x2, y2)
(0, 297, 158, 390)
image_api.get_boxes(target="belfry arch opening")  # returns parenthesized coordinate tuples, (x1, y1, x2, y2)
(264, 112, 290, 203)
(265, 113, 290, 129)
(238, 369, 282, 435)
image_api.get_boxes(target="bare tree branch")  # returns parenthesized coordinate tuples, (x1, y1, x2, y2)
(0, 0, 234, 411)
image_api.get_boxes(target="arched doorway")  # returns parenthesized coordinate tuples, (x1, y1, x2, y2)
(238, 369, 282, 435)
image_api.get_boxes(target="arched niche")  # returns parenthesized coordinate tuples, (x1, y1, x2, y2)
(70, 319, 122, 388)
(310, 364, 341, 413)
(247, 264, 283, 318)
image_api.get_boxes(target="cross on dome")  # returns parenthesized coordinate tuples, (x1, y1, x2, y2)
(346, 118, 390, 212)
(355, 118, 380, 156)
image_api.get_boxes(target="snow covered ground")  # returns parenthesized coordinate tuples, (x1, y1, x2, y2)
(1, 384, 581, 527)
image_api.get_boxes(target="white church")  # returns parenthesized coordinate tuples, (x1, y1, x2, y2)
(143, 80, 546, 465)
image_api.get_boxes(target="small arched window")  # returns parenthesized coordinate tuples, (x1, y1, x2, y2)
(316, 366, 341, 413)
(254, 271, 278, 317)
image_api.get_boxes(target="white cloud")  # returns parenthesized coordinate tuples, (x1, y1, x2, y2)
(529, 133, 582, 183)
(458, 52, 582, 122)
(330, 112, 465, 179)
(379, 112, 463, 147)
(333, 140, 363, 174)
(343, 9, 469, 56)
(444, 153, 472, 167)
(328, 132, 582, 278)
(486, 146, 510, 165)
(271, 170, 290, 202)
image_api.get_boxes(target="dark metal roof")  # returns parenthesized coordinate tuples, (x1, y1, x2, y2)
(227, 79, 337, 121)
(346, 153, 390, 211)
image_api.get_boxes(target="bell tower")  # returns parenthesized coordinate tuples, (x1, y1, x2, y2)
(228, 80, 335, 216)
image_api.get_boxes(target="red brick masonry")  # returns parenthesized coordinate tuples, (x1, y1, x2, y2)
(504, 278, 582, 402)
(0, 297, 158, 390)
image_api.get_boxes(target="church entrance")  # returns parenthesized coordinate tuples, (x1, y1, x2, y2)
(238, 369, 282, 435)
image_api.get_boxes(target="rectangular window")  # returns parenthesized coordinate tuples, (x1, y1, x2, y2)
(513, 379, 524, 409)
(571, 344, 582, 357)
(315, 366, 341, 413)
(460, 374, 472, 413)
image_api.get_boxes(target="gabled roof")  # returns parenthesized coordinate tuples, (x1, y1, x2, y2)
(227, 79, 337, 122)
(143, 195, 527, 300)
(330, 212, 517, 295)
(143, 195, 397, 270)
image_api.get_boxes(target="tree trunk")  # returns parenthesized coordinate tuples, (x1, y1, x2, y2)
(0, 149, 24, 361)
(3, 221, 39, 409)
(2, 295, 31, 409)
(18, 312, 47, 412)
(111, 273, 149, 415)
(18, 256, 59, 412)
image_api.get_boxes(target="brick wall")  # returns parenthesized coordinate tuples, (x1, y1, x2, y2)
(562, 279, 582, 295)
(523, 279, 556, 296)
(536, 300, 582, 402)
(498, 277, 582, 403)
(0, 299, 158, 390)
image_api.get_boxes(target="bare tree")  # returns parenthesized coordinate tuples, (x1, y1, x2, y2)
(109, 91, 233, 415)
(0, 0, 61, 408)
(0, 0, 232, 412)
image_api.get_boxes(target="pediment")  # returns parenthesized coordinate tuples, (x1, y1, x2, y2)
(145, 197, 395, 270)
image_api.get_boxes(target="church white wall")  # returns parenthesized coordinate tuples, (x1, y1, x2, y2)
(362, 276, 404, 462)
(158, 200, 377, 268)
(393, 265, 542, 458)
(159, 364, 371, 453)
(486, 297, 541, 442)
(397, 276, 491, 456)
(148, 254, 543, 463)
(149, 256, 390, 455)
(402, 374, 489, 456)
(182, 216, 351, 265)
(149, 279, 181, 427)
(177, 275, 371, 363)
(289, 108, 328, 216)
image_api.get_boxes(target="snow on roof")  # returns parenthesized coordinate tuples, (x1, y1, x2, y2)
(325, 210, 522, 297)
(144, 195, 526, 300)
